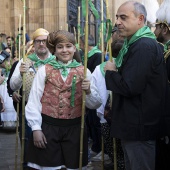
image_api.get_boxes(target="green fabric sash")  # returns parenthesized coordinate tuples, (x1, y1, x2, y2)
(164, 40, 170, 53)
(71, 75, 77, 107)
(82, 0, 99, 19)
(28, 53, 56, 68)
(115, 26, 156, 68)
(48, 59, 81, 78)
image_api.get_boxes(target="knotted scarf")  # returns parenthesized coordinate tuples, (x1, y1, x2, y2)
(28, 53, 56, 68)
(115, 26, 156, 68)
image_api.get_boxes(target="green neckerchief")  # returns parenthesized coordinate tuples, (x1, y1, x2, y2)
(100, 62, 107, 77)
(115, 26, 156, 68)
(48, 59, 81, 107)
(82, 46, 101, 64)
(28, 53, 56, 68)
(164, 40, 170, 53)
(88, 46, 101, 58)
(48, 59, 81, 78)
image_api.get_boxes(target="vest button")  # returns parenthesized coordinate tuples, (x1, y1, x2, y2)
(59, 103, 63, 107)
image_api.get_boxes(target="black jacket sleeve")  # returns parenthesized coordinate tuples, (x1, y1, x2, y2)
(7, 61, 18, 97)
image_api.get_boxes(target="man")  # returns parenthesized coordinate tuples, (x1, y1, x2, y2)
(80, 35, 103, 160)
(0, 33, 7, 51)
(9, 28, 55, 170)
(10, 28, 55, 94)
(6, 36, 15, 57)
(104, 1, 167, 170)
(154, 0, 170, 80)
(154, 1, 170, 169)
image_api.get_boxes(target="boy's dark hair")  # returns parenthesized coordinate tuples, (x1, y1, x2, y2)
(6, 36, 14, 41)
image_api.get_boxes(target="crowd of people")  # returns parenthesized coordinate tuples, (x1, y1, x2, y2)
(0, 0, 170, 170)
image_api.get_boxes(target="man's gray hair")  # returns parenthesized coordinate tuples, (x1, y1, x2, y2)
(80, 35, 95, 46)
(133, 2, 147, 22)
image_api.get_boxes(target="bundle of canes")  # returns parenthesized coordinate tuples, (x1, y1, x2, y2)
(79, 0, 88, 169)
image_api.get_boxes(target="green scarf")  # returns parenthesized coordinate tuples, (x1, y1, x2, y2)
(164, 40, 170, 53)
(115, 26, 156, 68)
(48, 59, 81, 78)
(82, 46, 101, 64)
(88, 46, 101, 58)
(100, 62, 107, 77)
(28, 53, 56, 68)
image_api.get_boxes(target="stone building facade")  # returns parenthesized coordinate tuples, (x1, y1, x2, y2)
(0, 0, 163, 40)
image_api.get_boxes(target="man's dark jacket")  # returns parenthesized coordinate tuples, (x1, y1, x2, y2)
(105, 37, 168, 140)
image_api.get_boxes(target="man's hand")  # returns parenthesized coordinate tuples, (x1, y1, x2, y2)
(33, 130, 47, 149)
(82, 78, 91, 95)
(12, 92, 22, 103)
(104, 60, 117, 72)
(19, 62, 29, 76)
(0, 69, 5, 85)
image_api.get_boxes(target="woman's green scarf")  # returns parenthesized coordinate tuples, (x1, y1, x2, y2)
(115, 26, 156, 68)
(28, 53, 56, 68)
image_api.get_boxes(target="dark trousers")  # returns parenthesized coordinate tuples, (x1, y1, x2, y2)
(156, 137, 170, 170)
(86, 108, 101, 153)
(19, 112, 32, 168)
(121, 140, 155, 170)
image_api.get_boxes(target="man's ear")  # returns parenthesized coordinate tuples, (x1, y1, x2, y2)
(138, 14, 145, 25)
(162, 26, 169, 35)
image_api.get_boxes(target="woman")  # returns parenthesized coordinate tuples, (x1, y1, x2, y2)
(25, 30, 102, 170)
(0, 48, 17, 129)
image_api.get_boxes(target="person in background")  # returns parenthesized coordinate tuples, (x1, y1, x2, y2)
(91, 30, 125, 169)
(9, 28, 54, 170)
(0, 48, 17, 129)
(0, 33, 7, 51)
(154, 0, 170, 169)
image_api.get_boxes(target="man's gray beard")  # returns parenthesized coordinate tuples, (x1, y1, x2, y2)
(36, 49, 48, 57)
